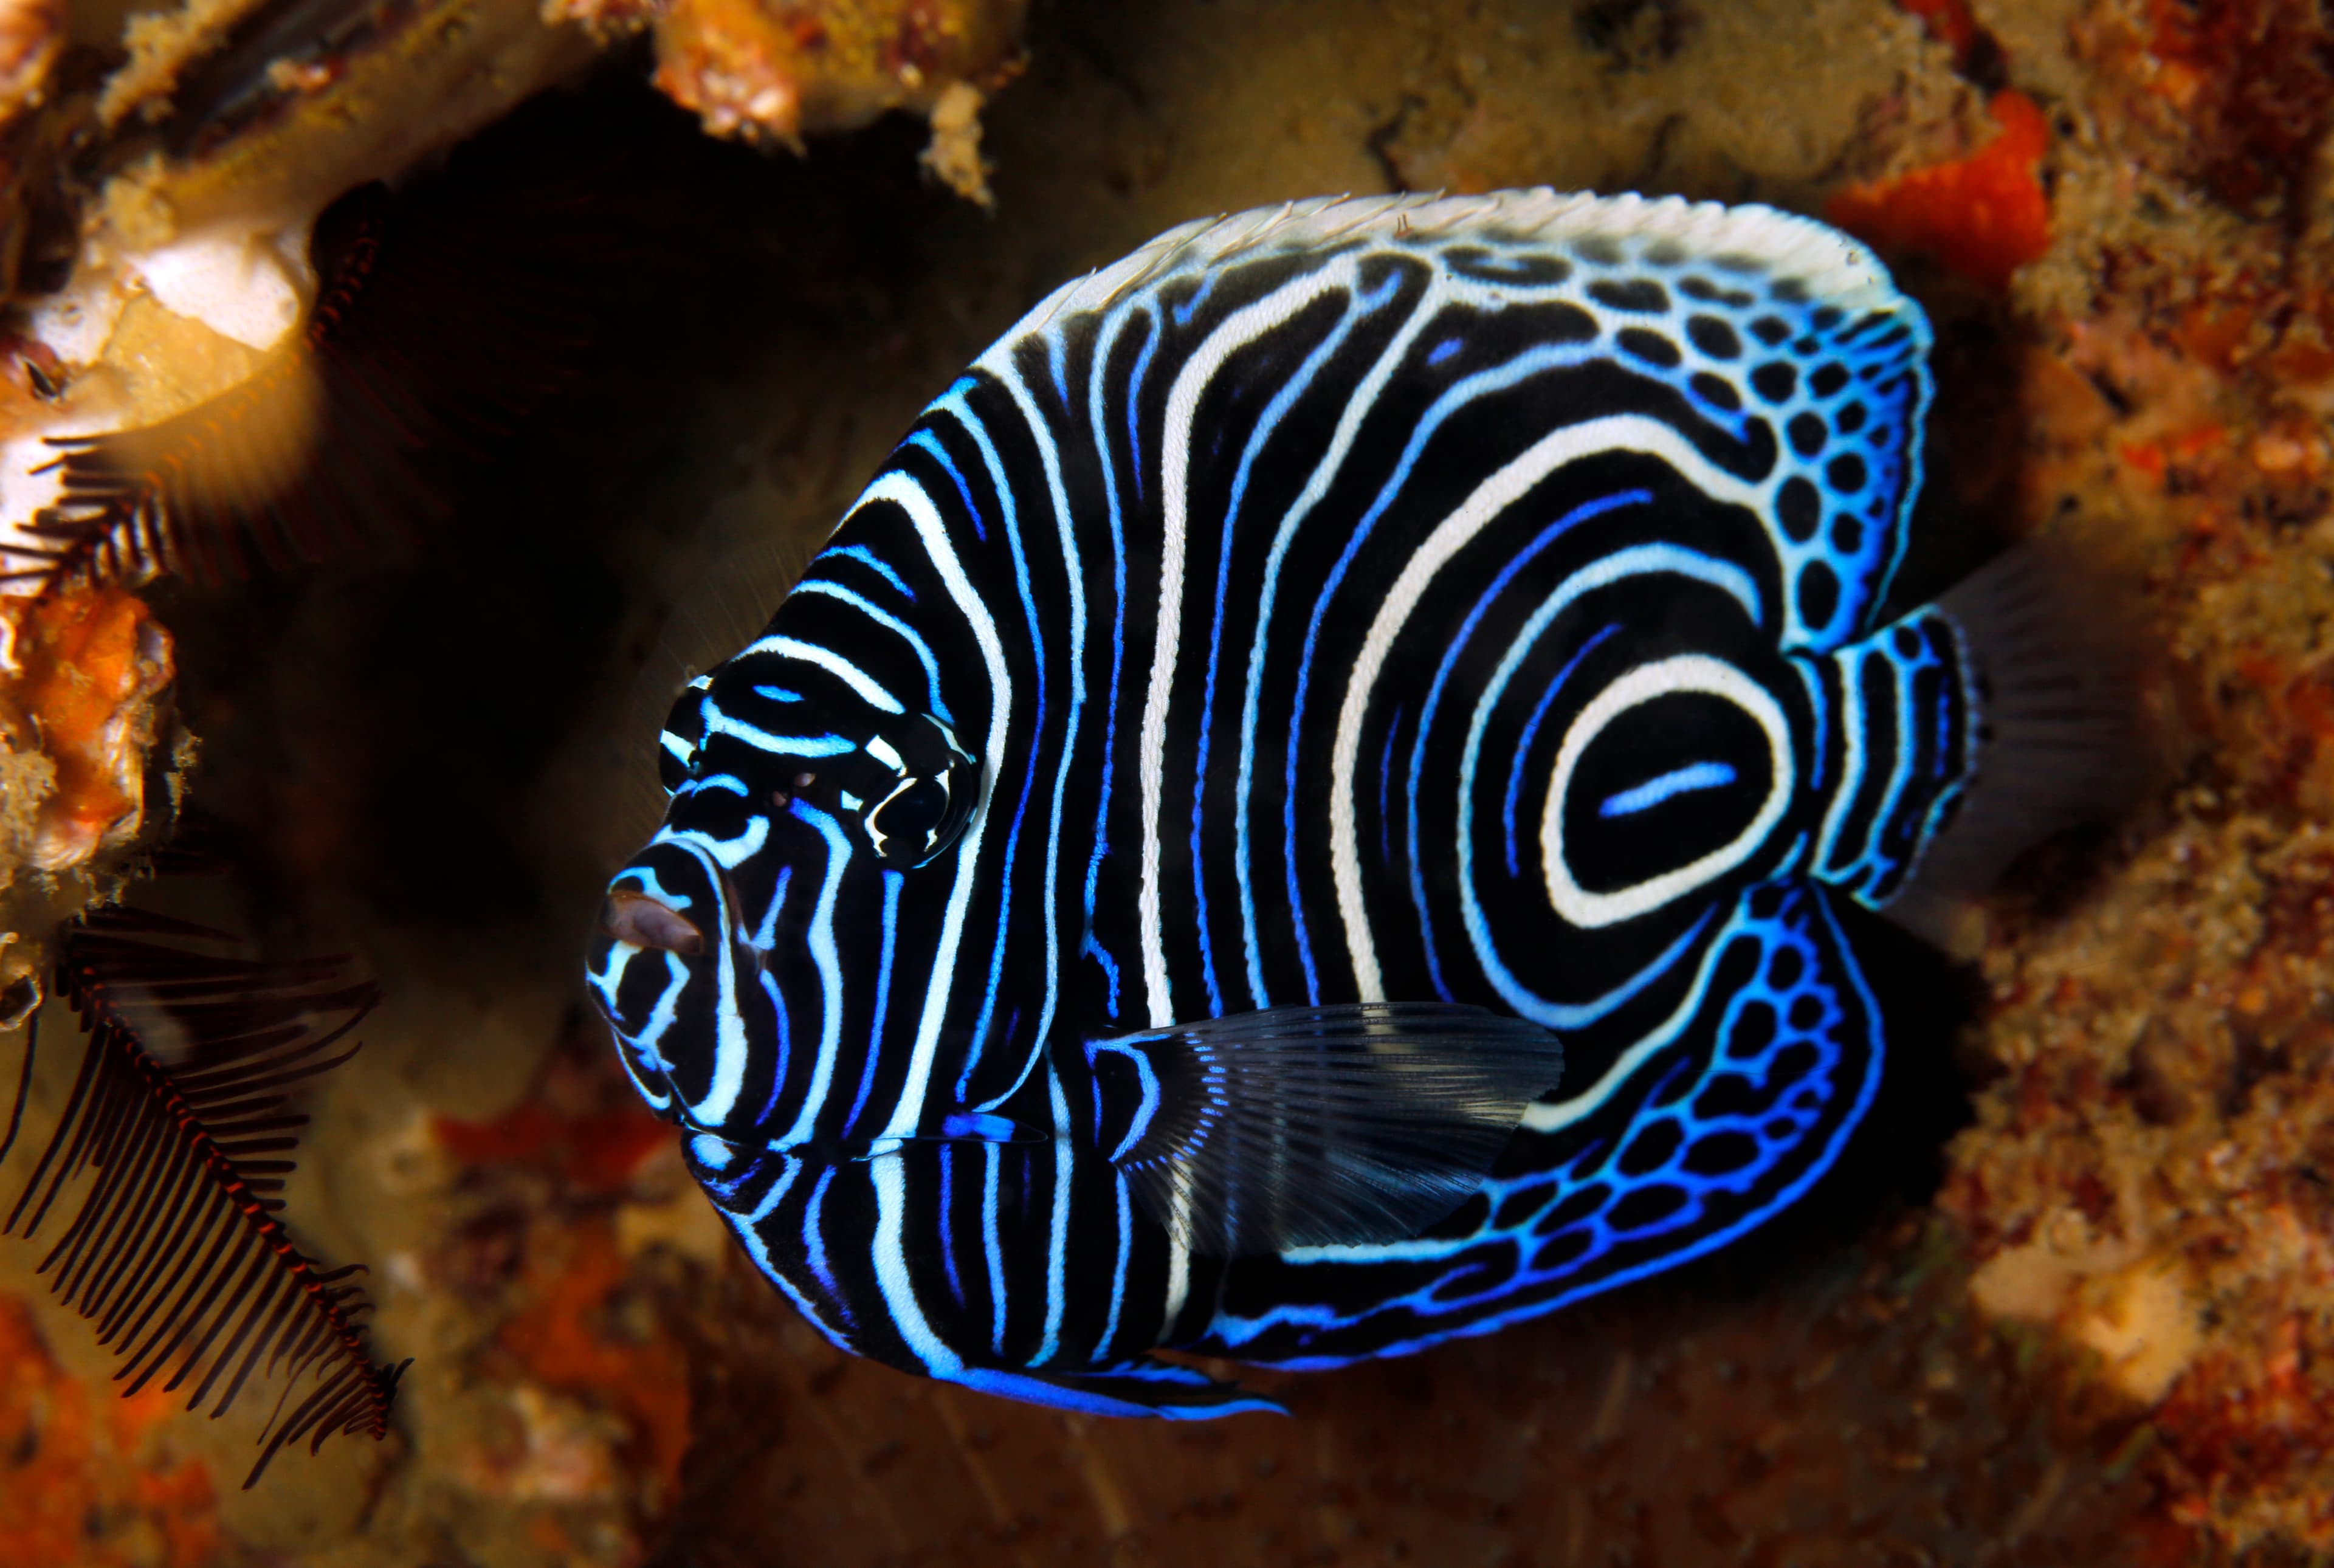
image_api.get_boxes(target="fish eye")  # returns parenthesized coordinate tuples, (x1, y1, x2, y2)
(657, 675, 714, 793)
(856, 714, 980, 868)
(868, 775, 948, 845)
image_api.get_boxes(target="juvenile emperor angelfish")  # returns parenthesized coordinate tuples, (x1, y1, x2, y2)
(587, 192, 2121, 1417)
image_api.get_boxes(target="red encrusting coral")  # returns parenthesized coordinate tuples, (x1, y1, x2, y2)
(1825, 87, 2052, 292)
(498, 1217, 694, 1500)
(0, 1293, 223, 1568)
(432, 1097, 670, 1195)
(429, 1050, 700, 1522)
(2152, 1321, 2334, 1547)
(0, 587, 173, 873)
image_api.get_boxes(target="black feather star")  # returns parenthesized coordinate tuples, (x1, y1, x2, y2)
(0, 902, 410, 1488)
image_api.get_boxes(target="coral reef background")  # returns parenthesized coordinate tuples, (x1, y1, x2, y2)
(7, 0, 2334, 1563)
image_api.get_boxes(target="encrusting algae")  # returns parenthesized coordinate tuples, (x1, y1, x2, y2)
(0, 585, 173, 875)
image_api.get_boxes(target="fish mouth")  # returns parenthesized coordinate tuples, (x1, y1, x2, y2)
(599, 888, 704, 956)
(584, 841, 734, 1107)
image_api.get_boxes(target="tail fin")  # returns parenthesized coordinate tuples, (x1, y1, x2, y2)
(1885, 542, 2150, 949)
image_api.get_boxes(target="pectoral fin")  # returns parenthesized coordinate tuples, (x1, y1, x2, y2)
(1082, 1002, 1565, 1256)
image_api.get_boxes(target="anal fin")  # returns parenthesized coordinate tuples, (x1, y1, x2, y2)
(946, 1357, 1282, 1419)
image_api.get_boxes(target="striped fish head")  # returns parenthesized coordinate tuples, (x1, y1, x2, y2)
(586, 653, 983, 1138)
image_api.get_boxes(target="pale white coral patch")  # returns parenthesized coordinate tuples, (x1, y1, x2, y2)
(125, 221, 314, 352)
(23, 269, 130, 368)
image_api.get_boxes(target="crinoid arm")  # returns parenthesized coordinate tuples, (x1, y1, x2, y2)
(1, 903, 409, 1488)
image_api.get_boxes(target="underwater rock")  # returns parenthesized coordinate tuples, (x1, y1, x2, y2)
(0, 0, 598, 562)
(0, 585, 179, 1020)
(0, 0, 56, 119)
(1926, 1, 2334, 1553)
(0, 0, 59, 305)
(618, 0, 1025, 157)
(0, 586, 174, 876)
(0, 0, 1018, 914)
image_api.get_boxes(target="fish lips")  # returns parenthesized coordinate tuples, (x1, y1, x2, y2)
(585, 840, 734, 1119)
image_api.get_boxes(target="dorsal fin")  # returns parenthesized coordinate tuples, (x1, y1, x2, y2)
(1020, 190, 1910, 335)
(988, 189, 1933, 649)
